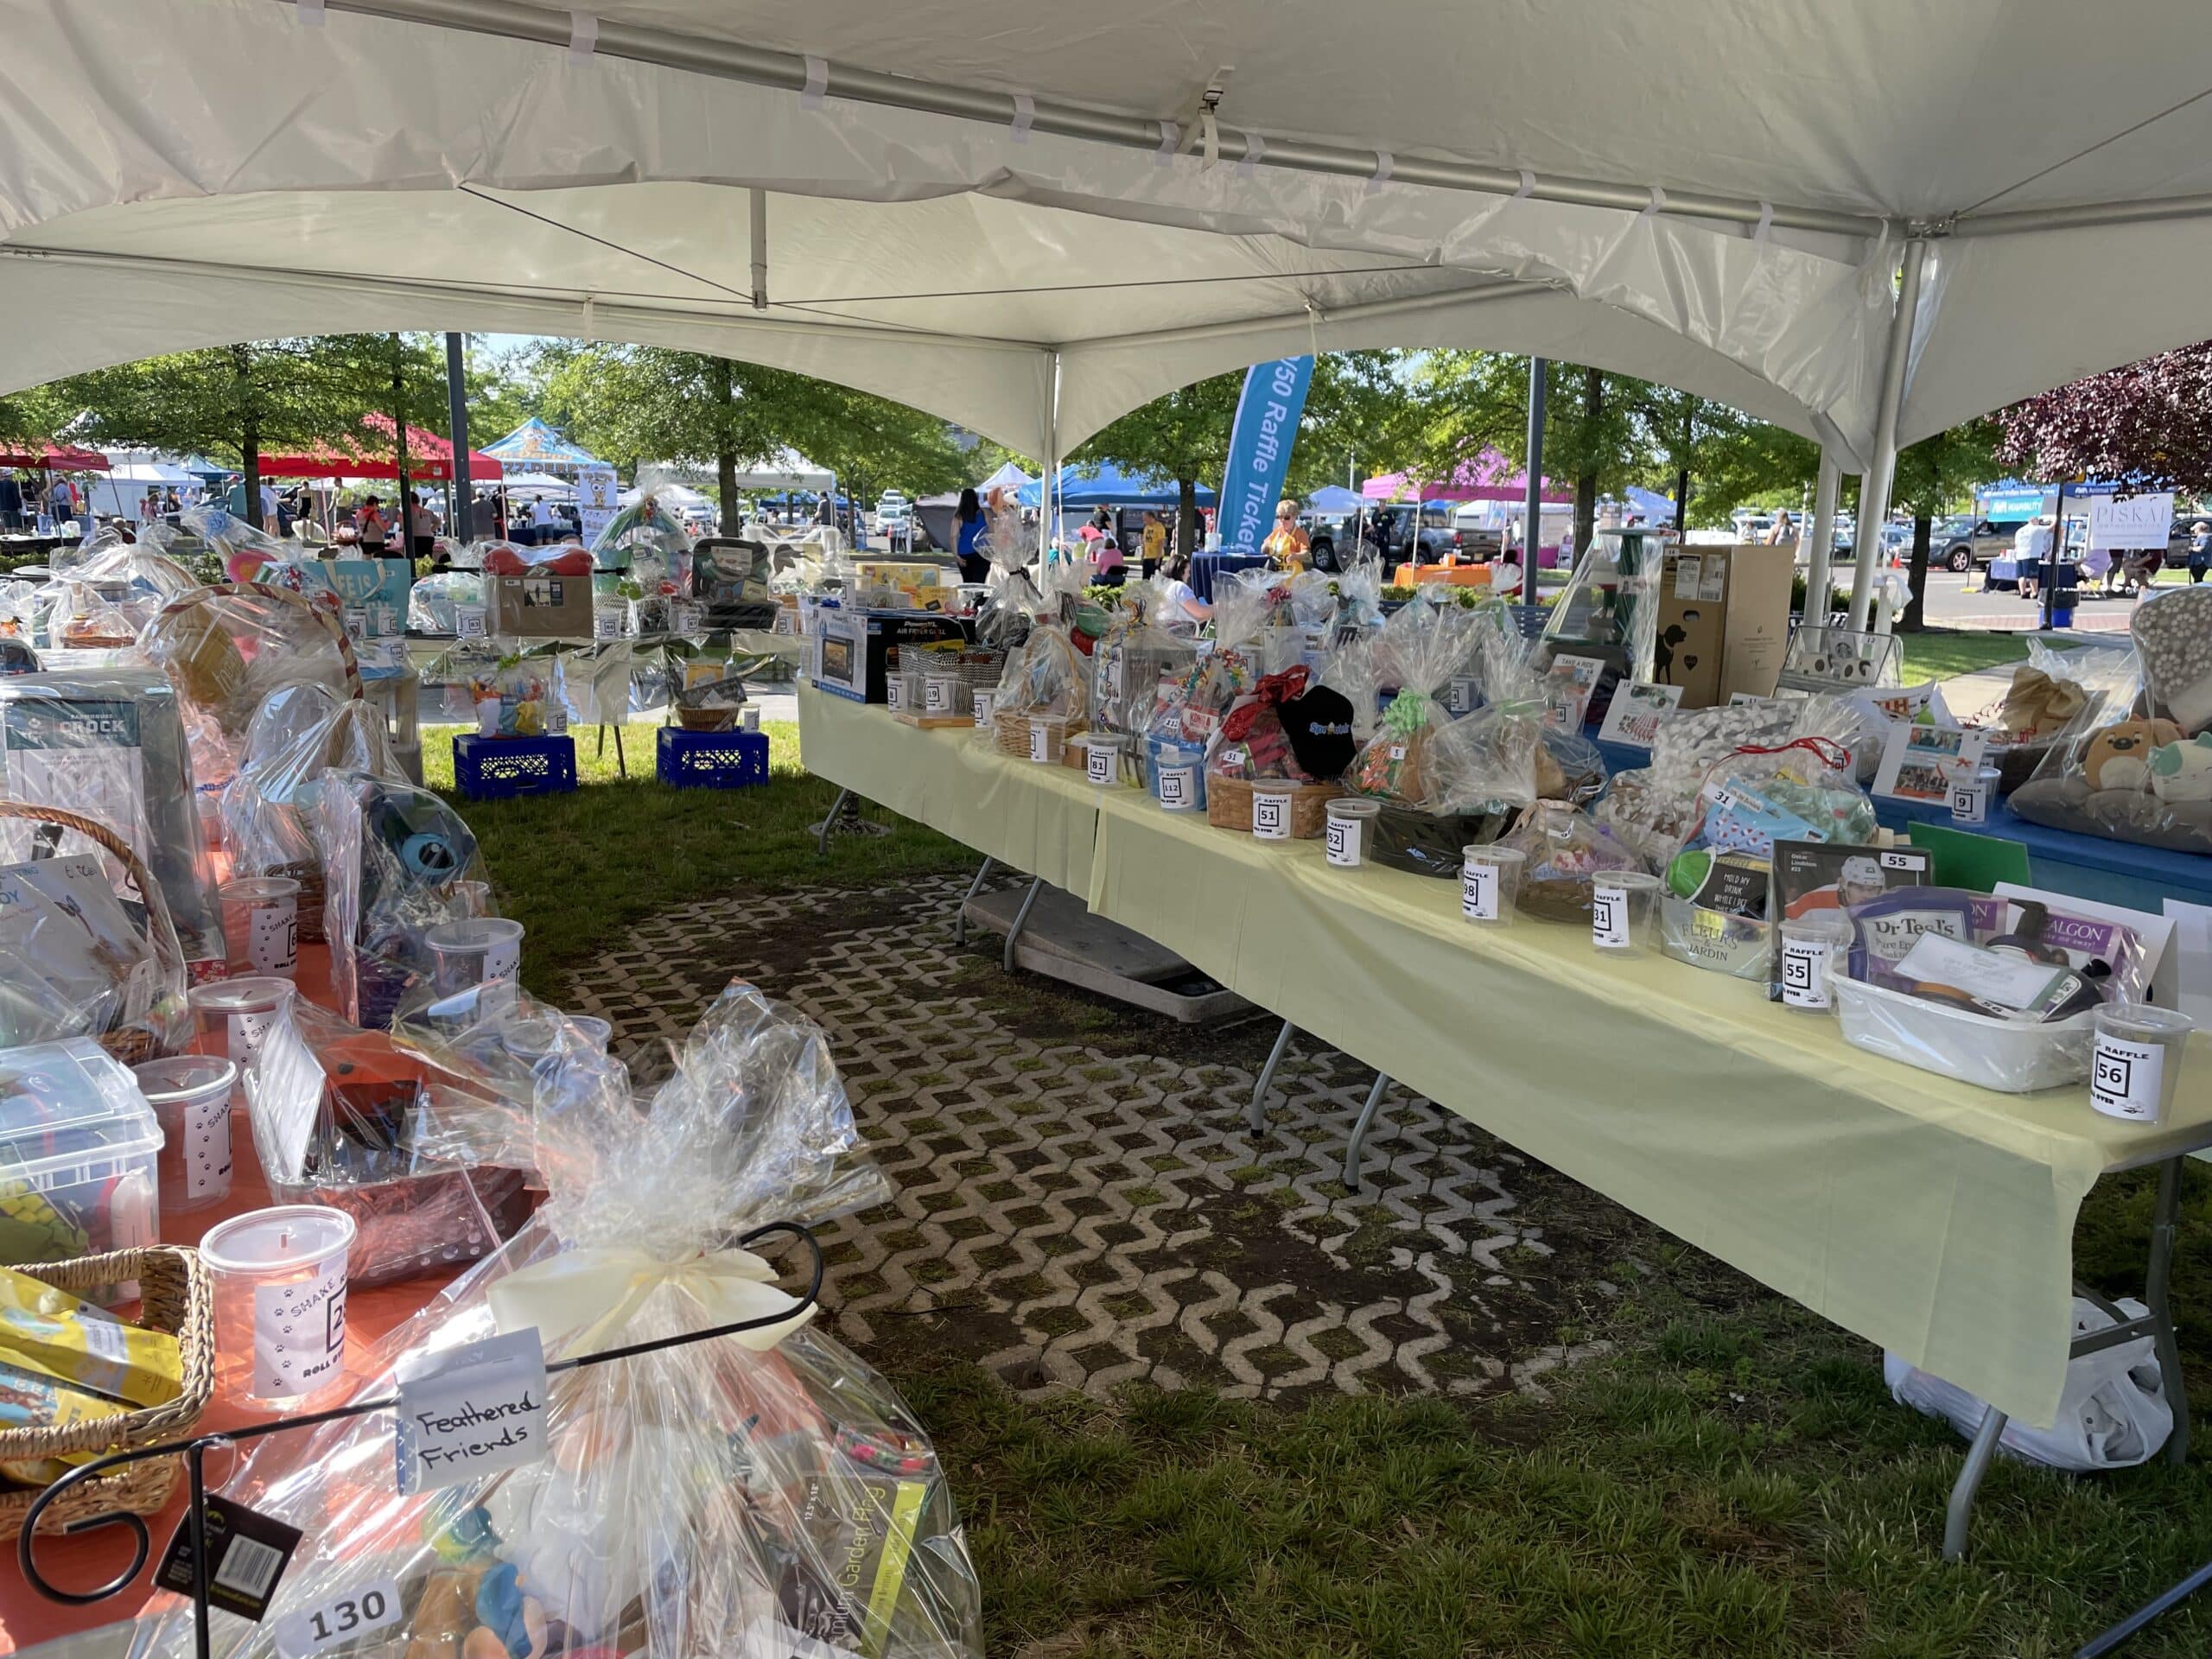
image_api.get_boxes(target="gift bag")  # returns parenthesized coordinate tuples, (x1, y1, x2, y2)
(124, 982, 982, 1659)
(180, 502, 308, 590)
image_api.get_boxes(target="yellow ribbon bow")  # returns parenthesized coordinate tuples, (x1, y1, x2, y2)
(487, 1244, 815, 1357)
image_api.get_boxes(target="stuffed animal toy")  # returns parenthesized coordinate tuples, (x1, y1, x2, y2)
(2083, 718, 2185, 792)
(2149, 730, 2212, 804)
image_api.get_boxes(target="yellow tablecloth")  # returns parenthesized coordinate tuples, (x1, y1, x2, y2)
(799, 687, 2212, 1427)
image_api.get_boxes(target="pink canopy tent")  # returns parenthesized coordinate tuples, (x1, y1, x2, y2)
(1363, 448, 1571, 505)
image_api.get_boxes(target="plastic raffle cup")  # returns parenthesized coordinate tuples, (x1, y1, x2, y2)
(1461, 845, 1525, 925)
(220, 874, 301, 978)
(426, 917, 524, 994)
(2091, 1003, 2194, 1124)
(1251, 787, 1294, 841)
(455, 603, 487, 641)
(1591, 871, 1660, 953)
(741, 706, 762, 733)
(188, 976, 297, 1104)
(1325, 798, 1378, 868)
(451, 879, 493, 920)
(1777, 913, 1854, 1011)
(971, 690, 996, 730)
(200, 1205, 356, 1411)
(1080, 734, 1127, 788)
(132, 1055, 238, 1214)
(1948, 766, 1999, 826)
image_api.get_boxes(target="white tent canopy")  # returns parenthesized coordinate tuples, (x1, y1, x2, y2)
(11, 0, 2212, 612)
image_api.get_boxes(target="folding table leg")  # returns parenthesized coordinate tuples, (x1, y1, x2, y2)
(613, 726, 626, 779)
(1247, 1019, 1297, 1135)
(815, 786, 854, 856)
(1942, 1404, 2008, 1561)
(953, 855, 995, 946)
(1343, 1072, 1392, 1191)
(1001, 876, 1043, 976)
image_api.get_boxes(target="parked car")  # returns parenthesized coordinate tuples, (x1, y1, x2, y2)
(1935, 516, 2029, 573)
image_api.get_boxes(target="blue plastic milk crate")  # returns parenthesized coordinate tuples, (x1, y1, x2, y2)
(453, 734, 579, 800)
(657, 727, 771, 789)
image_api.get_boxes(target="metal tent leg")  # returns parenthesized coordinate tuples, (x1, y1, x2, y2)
(814, 787, 854, 856)
(613, 725, 626, 779)
(2149, 1156, 2190, 1466)
(953, 855, 995, 946)
(1248, 1019, 1297, 1135)
(1001, 876, 1044, 975)
(1942, 1404, 2008, 1561)
(1344, 1072, 1392, 1191)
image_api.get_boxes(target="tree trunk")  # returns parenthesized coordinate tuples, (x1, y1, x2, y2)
(231, 346, 263, 531)
(1674, 466, 1690, 531)
(1572, 365, 1603, 557)
(1902, 513, 1934, 632)
(710, 359, 740, 534)
(1177, 477, 1199, 560)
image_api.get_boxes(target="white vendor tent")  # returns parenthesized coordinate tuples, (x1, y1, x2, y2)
(86, 459, 200, 519)
(11, 1, 2212, 624)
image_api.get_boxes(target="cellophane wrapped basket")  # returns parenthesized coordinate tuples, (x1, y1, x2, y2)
(1090, 582, 1197, 736)
(47, 526, 199, 651)
(988, 624, 1089, 757)
(1502, 801, 1646, 924)
(123, 981, 983, 1659)
(1344, 595, 1489, 804)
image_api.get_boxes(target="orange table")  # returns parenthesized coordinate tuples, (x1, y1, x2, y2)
(1, 947, 467, 1652)
(1393, 560, 1497, 588)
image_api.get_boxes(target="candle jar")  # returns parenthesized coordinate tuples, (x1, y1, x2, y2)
(220, 874, 301, 978)
(131, 1055, 238, 1214)
(200, 1205, 357, 1410)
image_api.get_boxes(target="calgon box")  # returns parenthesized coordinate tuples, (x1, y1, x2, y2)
(810, 608, 967, 703)
(489, 572, 595, 639)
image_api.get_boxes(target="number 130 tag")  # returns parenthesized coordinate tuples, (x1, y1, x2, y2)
(275, 1580, 402, 1659)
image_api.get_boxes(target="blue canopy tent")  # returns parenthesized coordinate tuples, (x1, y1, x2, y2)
(1016, 464, 1217, 511)
(483, 417, 604, 471)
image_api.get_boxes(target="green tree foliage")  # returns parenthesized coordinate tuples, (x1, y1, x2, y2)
(1072, 372, 1240, 556)
(1891, 417, 2000, 629)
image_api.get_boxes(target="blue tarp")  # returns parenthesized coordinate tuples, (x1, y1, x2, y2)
(1016, 464, 1217, 511)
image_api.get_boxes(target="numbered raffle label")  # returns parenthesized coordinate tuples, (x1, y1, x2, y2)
(1326, 817, 1359, 867)
(886, 679, 904, 712)
(972, 690, 995, 728)
(1252, 792, 1290, 839)
(1948, 778, 1988, 824)
(247, 899, 297, 976)
(252, 1252, 347, 1401)
(1158, 767, 1193, 810)
(1087, 744, 1116, 785)
(2092, 1034, 2166, 1121)
(1592, 886, 1630, 949)
(925, 678, 951, 715)
(276, 1580, 403, 1659)
(1447, 677, 1477, 715)
(1779, 938, 1834, 1008)
(1029, 720, 1050, 762)
(455, 606, 486, 640)
(1460, 861, 1499, 921)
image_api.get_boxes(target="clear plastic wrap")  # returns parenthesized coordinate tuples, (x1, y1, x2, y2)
(1427, 645, 1606, 817)
(1315, 631, 1382, 743)
(1690, 735, 1874, 859)
(315, 768, 495, 1029)
(219, 683, 404, 936)
(179, 502, 307, 590)
(1090, 582, 1196, 737)
(0, 668, 226, 973)
(1535, 527, 1668, 689)
(2009, 712, 2212, 852)
(410, 569, 486, 634)
(139, 582, 359, 792)
(0, 830, 186, 1055)
(987, 623, 1089, 723)
(1344, 597, 1488, 802)
(47, 527, 199, 650)
(1148, 640, 1258, 750)
(1499, 800, 1645, 925)
(125, 980, 982, 1659)
(1207, 667, 1320, 785)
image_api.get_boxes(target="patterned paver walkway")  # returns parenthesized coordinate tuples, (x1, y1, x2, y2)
(569, 874, 1624, 1403)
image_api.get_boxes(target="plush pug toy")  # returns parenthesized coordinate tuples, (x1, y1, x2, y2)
(2083, 717, 2185, 791)
(2150, 729, 2212, 804)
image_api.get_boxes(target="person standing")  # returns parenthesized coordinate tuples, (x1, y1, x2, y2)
(357, 493, 391, 557)
(1141, 509, 1166, 570)
(2190, 520, 2212, 585)
(952, 486, 989, 583)
(2013, 515, 2054, 604)
(406, 491, 439, 564)
(1764, 510, 1796, 545)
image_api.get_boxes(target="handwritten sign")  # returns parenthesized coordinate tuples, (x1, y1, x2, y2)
(394, 1329, 548, 1494)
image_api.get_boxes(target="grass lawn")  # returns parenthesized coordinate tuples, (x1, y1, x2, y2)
(432, 686, 2212, 1657)
(1894, 630, 2033, 684)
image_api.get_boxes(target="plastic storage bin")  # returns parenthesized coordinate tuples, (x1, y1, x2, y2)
(0, 1038, 162, 1300)
(655, 727, 770, 789)
(1834, 975, 2096, 1092)
(452, 734, 578, 800)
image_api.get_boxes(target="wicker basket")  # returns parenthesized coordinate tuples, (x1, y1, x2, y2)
(0, 801, 188, 1063)
(1515, 876, 1600, 925)
(0, 1247, 214, 1535)
(995, 709, 1085, 762)
(1206, 774, 1336, 838)
(674, 675, 748, 733)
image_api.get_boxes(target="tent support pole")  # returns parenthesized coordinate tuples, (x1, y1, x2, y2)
(1848, 238, 1929, 631)
(1802, 449, 1840, 621)
(445, 331, 469, 531)
(748, 188, 768, 310)
(1520, 357, 1547, 596)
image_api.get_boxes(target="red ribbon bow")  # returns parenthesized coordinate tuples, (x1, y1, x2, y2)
(1220, 665, 1313, 741)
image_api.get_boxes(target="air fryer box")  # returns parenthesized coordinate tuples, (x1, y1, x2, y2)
(489, 572, 594, 639)
(810, 609, 968, 702)
(1656, 544, 1794, 709)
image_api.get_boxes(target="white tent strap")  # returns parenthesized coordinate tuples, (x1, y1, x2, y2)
(800, 54, 828, 109)
(1010, 92, 1034, 144)
(296, 0, 324, 24)
(1367, 151, 1394, 195)
(1155, 120, 1179, 167)
(1237, 130, 1267, 179)
(568, 10, 595, 60)
(294, 0, 1885, 238)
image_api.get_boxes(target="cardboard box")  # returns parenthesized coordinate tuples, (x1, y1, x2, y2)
(810, 608, 967, 702)
(1655, 544, 1794, 709)
(489, 571, 594, 639)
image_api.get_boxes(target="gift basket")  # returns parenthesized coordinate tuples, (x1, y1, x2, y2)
(1830, 888, 2146, 1091)
(315, 768, 496, 1029)
(0, 803, 189, 1061)
(988, 623, 1090, 760)
(589, 497, 695, 635)
(220, 683, 404, 944)
(46, 527, 199, 650)
(410, 569, 487, 635)
(243, 995, 535, 1287)
(1204, 666, 1354, 836)
(0, 669, 226, 976)
(1534, 526, 1668, 718)
(1976, 639, 2142, 792)
(0, 1245, 211, 1534)
(1413, 645, 1605, 878)
(1344, 595, 1488, 804)
(140, 582, 362, 792)
(124, 981, 983, 1659)
(693, 538, 781, 631)
(1090, 582, 1197, 737)
(1499, 801, 1646, 924)
(1599, 697, 1831, 866)
(180, 503, 308, 590)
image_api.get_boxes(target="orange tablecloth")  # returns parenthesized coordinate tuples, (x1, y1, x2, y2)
(1, 947, 467, 1652)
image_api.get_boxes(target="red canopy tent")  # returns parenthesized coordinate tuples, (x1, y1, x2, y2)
(0, 443, 110, 471)
(260, 414, 499, 481)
